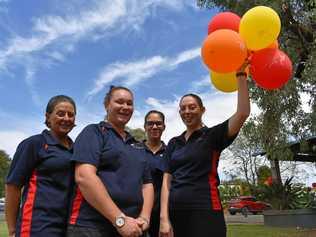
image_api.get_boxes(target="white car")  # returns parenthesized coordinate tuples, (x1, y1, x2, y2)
(0, 198, 5, 211)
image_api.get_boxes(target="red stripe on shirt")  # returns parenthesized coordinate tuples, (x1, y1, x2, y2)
(208, 151, 222, 210)
(69, 187, 83, 225)
(20, 170, 37, 237)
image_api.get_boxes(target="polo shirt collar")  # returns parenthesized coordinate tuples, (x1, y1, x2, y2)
(42, 129, 74, 149)
(178, 126, 208, 143)
(142, 140, 166, 153)
(100, 121, 137, 143)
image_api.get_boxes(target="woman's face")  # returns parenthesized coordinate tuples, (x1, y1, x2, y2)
(179, 96, 204, 129)
(144, 113, 165, 141)
(46, 101, 76, 137)
(106, 89, 134, 127)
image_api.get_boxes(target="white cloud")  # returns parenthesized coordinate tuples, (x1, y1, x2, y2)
(169, 48, 200, 67)
(0, 0, 188, 71)
(0, 0, 190, 103)
(87, 56, 166, 99)
(191, 74, 210, 90)
(0, 131, 29, 158)
(128, 92, 239, 143)
(87, 47, 201, 98)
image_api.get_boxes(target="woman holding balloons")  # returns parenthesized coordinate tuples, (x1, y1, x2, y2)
(159, 62, 250, 237)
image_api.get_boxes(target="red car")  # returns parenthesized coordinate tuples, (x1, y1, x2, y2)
(228, 196, 271, 215)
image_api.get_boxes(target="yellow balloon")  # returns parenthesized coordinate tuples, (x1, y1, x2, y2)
(210, 71, 238, 93)
(239, 6, 281, 50)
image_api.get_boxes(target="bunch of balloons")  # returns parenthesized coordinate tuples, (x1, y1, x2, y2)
(201, 6, 293, 92)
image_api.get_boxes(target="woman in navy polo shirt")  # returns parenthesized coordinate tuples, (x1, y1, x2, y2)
(143, 110, 166, 237)
(67, 86, 154, 237)
(5, 95, 76, 237)
(160, 69, 250, 237)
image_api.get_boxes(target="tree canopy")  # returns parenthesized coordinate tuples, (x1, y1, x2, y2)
(197, 0, 315, 185)
(197, 0, 315, 161)
(0, 150, 10, 197)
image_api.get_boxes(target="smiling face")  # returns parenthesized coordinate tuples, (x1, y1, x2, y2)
(105, 89, 134, 128)
(144, 112, 165, 142)
(179, 95, 205, 129)
(46, 101, 76, 137)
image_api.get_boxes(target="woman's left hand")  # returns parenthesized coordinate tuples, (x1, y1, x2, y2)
(136, 216, 150, 231)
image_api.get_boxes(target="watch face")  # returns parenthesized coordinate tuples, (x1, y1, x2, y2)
(116, 217, 125, 227)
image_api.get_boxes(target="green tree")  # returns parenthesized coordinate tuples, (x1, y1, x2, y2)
(197, 0, 316, 184)
(257, 165, 272, 185)
(225, 119, 266, 187)
(0, 150, 10, 197)
(126, 127, 146, 142)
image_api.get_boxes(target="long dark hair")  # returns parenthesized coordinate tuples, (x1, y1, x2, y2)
(144, 110, 165, 126)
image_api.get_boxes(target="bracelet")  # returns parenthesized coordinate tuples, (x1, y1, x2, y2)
(236, 71, 247, 77)
(139, 216, 150, 225)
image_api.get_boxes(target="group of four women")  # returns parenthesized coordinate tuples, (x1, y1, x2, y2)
(5, 69, 250, 237)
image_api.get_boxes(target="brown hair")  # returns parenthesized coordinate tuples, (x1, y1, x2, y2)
(103, 85, 133, 106)
(45, 95, 76, 127)
(180, 93, 204, 108)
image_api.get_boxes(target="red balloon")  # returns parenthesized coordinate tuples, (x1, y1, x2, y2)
(208, 12, 241, 34)
(250, 48, 293, 90)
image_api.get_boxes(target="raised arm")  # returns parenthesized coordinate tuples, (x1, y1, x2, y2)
(159, 173, 173, 237)
(228, 66, 250, 137)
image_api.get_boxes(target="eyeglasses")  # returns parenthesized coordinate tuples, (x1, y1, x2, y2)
(145, 121, 164, 127)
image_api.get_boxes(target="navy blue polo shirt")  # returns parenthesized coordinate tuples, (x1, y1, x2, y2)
(142, 141, 166, 211)
(165, 120, 237, 212)
(69, 121, 152, 229)
(6, 130, 74, 237)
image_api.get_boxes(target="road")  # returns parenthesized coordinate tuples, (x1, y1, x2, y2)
(225, 213, 264, 224)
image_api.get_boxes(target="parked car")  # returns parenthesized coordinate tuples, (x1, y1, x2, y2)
(228, 196, 271, 215)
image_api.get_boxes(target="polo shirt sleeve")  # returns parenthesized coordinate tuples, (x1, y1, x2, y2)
(163, 138, 177, 174)
(206, 119, 238, 151)
(6, 136, 42, 186)
(72, 124, 103, 167)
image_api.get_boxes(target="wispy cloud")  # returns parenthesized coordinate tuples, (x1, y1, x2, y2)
(191, 74, 210, 91)
(0, 0, 189, 103)
(87, 47, 201, 98)
(0, 0, 189, 69)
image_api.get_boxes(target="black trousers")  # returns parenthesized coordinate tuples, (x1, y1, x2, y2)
(169, 210, 226, 237)
(148, 209, 160, 237)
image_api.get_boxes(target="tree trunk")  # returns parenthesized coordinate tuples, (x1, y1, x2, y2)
(270, 159, 282, 185)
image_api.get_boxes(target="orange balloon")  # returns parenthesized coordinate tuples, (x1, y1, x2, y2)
(201, 29, 247, 73)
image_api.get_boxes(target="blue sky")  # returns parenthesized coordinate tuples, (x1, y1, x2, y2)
(0, 1, 314, 184)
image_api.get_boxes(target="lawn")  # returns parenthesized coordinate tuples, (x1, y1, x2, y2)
(0, 221, 7, 237)
(0, 222, 315, 237)
(227, 224, 316, 237)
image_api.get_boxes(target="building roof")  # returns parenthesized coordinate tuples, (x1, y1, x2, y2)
(256, 136, 316, 162)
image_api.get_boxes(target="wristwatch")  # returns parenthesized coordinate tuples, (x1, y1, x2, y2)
(114, 213, 126, 228)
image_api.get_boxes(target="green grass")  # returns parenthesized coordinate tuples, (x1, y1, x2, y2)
(0, 222, 315, 237)
(227, 224, 316, 237)
(0, 221, 7, 237)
